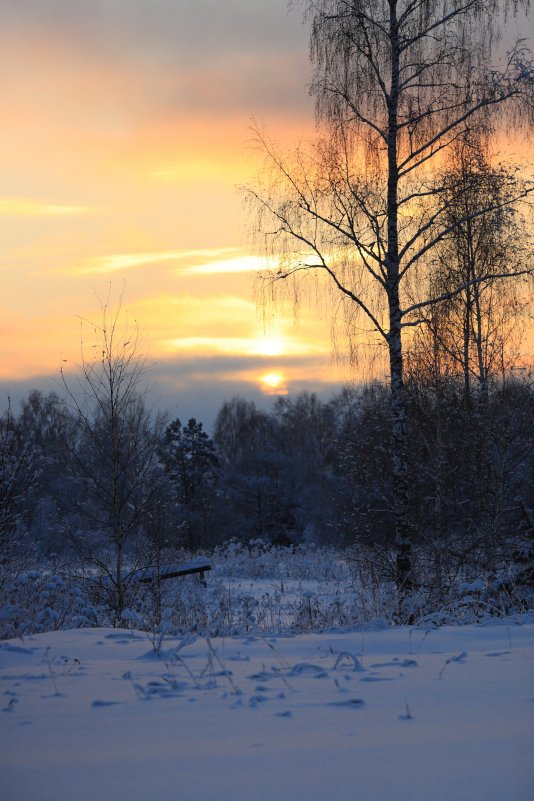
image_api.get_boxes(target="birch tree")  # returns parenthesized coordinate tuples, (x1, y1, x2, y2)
(418, 136, 531, 402)
(61, 300, 165, 619)
(249, 0, 534, 601)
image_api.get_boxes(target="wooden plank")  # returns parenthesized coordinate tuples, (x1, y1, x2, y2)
(138, 564, 211, 584)
(129, 558, 212, 584)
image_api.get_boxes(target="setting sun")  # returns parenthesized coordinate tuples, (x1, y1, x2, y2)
(259, 371, 287, 395)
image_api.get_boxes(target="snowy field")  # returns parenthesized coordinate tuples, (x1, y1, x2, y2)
(1, 622, 533, 801)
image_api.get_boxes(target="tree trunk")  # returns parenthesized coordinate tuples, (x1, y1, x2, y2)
(387, 0, 413, 604)
(115, 535, 125, 621)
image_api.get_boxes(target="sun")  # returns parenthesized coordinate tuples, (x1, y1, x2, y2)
(259, 371, 288, 395)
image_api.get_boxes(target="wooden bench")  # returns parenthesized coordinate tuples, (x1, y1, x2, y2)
(130, 557, 212, 586)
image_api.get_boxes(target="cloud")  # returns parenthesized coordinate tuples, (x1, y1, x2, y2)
(71, 247, 241, 275)
(163, 334, 327, 358)
(0, 1, 308, 63)
(0, 0, 334, 421)
(152, 349, 349, 426)
(182, 255, 264, 276)
(153, 349, 347, 399)
(154, 349, 345, 402)
(164, 336, 264, 355)
(0, 348, 348, 433)
(0, 1, 313, 123)
(0, 198, 91, 217)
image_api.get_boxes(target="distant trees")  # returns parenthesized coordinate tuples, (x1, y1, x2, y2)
(214, 398, 295, 543)
(0, 405, 37, 572)
(17, 390, 74, 553)
(271, 392, 338, 541)
(249, 0, 534, 601)
(405, 375, 534, 596)
(212, 394, 335, 545)
(160, 417, 219, 550)
(331, 383, 395, 551)
(3, 375, 534, 614)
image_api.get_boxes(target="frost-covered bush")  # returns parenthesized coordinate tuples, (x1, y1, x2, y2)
(2, 543, 532, 639)
(0, 568, 100, 639)
(413, 574, 534, 626)
(212, 540, 350, 583)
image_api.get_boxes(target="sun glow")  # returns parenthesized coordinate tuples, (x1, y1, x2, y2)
(255, 336, 285, 357)
(183, 255, 264, 275)
(163, 329, 322, 358)
(259, 371, 288, 395)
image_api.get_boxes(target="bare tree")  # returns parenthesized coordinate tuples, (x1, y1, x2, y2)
(415, 136, 531, 402)
(61, 298, 165, 619)
(249, 0, 534, 602)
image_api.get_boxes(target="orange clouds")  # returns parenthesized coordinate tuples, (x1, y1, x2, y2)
(0, 1, 347, 410)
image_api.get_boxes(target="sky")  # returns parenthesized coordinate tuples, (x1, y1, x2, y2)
(1, 0, 532, 428)
(0, 0, 345, 426)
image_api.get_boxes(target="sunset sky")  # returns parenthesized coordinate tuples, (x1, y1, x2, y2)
(0, 0, 349, 425)
(1, 1, 532, 427)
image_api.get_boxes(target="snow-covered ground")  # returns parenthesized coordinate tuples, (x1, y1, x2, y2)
(2, 622, 533, 801)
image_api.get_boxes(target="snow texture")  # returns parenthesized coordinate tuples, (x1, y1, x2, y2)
(1, 623, 533, 801)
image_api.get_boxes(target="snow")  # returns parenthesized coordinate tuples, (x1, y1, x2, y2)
(1, 623, 533, 801)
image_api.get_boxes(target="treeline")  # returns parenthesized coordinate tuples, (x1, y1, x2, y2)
(2, 373, 533, 609)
